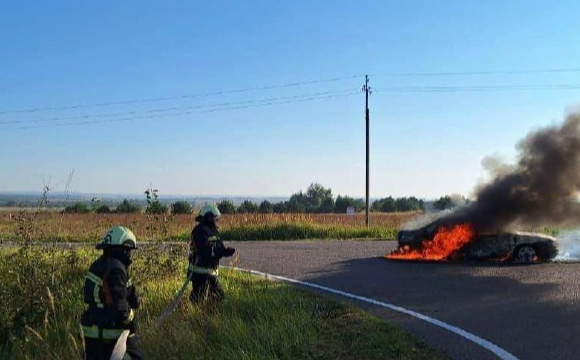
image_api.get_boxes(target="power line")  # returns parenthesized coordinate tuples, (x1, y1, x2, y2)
(0, 89, 356, 125)
(7, 82, 578, 126)
(0, 74, 363, 115)
(373, 83, 580, 93)
(3, 91, 360, 130)
(370, 68, 580, 78)
(2, 68, 579, 115)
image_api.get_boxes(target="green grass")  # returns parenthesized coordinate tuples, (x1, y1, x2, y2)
(0, 246, 448, 360)
(0, 223, 398, 243)
(220, 223, 398, 241)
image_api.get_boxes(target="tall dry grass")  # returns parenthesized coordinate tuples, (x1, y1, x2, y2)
(0, 245, 448, 360)
(0, 212, 419, 242)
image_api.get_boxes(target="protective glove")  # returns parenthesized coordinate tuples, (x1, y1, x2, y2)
(126, 316, 137, 334)
(224, 247, 236, 257)
(122, 309, 138, 334)
(127, 285, 140, 309)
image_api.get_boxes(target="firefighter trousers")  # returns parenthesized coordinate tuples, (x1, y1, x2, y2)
(189, 273, 224, 303)
(84, 335, 143, 360)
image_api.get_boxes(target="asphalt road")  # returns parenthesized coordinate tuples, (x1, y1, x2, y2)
(227, 240, 580, 360)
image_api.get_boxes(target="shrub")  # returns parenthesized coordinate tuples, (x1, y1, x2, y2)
(95, 205, 111, 214)
(238, 200, 258, 214)
(116, 199, 141, 214)
(335, 195, 364, 213)
(272, 202, 288, 213)
(433, 195, 455, 210)
(258, 200, 274, 214)
(171, 201, 192, 214)
(146, 202, 168, 215)
(217, 200, 236, 214)
(63, 202, 90, 214)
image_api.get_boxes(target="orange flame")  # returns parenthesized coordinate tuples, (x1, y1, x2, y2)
(385, 223, 475, 261)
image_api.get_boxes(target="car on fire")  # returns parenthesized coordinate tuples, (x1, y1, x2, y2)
(396, 221, 559, 263)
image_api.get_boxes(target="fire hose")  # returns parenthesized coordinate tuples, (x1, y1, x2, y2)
(155, 271, 194, 327)
(109, 271, 193, 360)
(109, 247, 234, 360)
(109, 330, 130, 360)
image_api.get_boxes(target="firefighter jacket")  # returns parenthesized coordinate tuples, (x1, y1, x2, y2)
(81, 253, 139, 339)
(189, 222, 234, 276)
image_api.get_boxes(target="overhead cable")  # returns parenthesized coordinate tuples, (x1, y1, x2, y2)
(0, 75, 363, 115)
(0, 89, 356, 125)
(373, 83, 580, 93)
(3, 91, 359, 130)
(371, 68, 580, 78)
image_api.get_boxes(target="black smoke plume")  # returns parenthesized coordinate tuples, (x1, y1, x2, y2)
(443, 112, 580, 233)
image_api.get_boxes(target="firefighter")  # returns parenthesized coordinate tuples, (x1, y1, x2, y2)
(81, 226, 143, 360)
(188, 204, 235, 303)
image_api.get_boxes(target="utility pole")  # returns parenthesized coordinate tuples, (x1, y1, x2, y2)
(363, 75, 371, 227)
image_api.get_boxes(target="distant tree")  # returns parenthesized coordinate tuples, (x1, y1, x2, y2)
(306, 183, 334, 213)
(433, 195, 454, 210)
(287, 195, 307, 213)
(335, 195, 364, 213)
(319, 197, 335, 213)
(217, 200, 236, 214)
(288, 183, 335, 213)
(371, 199, 381, 212)
(95, 205, 111, 214)
(238, 200, 259, 214)
(64, 202, 91, 214)
(272, 201, 288, 213)
(6, 200, 17, 207)
(258, 200, 274, 214)
(395, 196, 424, 212)
(382, 197, 397, 212)
(372, 197, 396, 212)
(372, 196, 423, 212)
(171, 201, 192, 214)
(116, 199, 141, 213)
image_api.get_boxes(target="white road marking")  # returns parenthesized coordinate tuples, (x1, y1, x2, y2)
(226, 266, 521, 360)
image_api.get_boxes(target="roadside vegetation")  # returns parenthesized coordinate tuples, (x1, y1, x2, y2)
(0, 245, 448, 360)
(0, 183, 472, 243)
(0, 212, 416, 243)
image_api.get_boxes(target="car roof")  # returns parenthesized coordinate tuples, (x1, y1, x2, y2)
(478, 230, 556, 241)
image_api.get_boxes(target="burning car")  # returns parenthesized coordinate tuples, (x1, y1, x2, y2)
(389, 221, 558, 263)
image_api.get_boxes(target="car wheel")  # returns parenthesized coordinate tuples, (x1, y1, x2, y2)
(513, 245, 538, 264)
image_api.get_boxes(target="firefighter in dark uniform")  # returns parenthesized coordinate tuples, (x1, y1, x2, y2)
(188, 204, 235, 303)
(81, 226, 143, 360)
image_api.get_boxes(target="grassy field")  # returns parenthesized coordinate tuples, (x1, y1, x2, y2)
(0, 212, 418, 243)
(0, 245, 448, 360)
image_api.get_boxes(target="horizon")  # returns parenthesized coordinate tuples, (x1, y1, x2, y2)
(0, 190, 442, 202)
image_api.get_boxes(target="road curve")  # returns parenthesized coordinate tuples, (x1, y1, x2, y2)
(227, 240, 580, 360)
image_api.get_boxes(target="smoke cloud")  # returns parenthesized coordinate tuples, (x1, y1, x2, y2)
(554, 230, 580, 261)
(443, 112, 580, 233)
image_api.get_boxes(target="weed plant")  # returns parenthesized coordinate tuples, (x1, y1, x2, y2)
(0, 245, 447, 360)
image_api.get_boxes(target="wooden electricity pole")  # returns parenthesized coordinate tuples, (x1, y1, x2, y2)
(363, 75, 371, 227)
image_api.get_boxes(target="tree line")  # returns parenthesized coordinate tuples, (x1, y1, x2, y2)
(216, 184, 460, 214)
(59, 183, 462, 214)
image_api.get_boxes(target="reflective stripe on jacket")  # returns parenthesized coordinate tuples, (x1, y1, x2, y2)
(82, 325, 125, 340)
(188, 263, 219, 276)
(190, 223, 228, 274)
(81, 254, 134, 330)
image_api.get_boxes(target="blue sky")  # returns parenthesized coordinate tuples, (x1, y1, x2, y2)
(1, 0, 580, 199)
